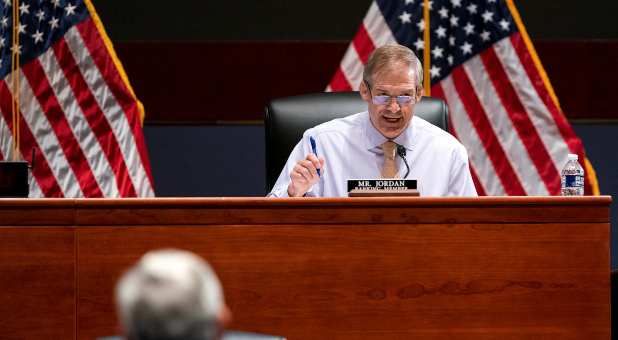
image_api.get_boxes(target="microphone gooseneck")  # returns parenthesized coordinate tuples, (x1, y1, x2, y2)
(396, 144, 410, 179)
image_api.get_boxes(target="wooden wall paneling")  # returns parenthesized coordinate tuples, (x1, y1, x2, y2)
(0, 198, 74, 225)
(115, 42, 347, 123)
(72, 197, 610, 226)
(76, 221, 609, 339)
(0, 197, 609, 339)
(0, 227, 75, 340)
(113, 41, 618, 123)
(73, 196, 611, 340)
(536, 41, 618, 121)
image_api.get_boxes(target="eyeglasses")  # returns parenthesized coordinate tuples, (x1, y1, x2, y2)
(364, 81, 416, 106)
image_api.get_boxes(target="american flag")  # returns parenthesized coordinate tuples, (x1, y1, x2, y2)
(0, 0, 154, 197)
(328, 0, 599, 196)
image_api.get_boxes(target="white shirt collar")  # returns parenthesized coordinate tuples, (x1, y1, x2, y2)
(362, 111, 415, 151)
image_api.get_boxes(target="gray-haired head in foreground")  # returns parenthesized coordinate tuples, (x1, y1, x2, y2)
(116, 249, 225, 340)
(362, 44, 424, 91)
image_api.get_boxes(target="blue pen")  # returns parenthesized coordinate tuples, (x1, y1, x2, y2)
(309, 136, 321, 177)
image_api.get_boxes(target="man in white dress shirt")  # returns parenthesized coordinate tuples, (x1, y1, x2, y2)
(269, 44, 477, 197)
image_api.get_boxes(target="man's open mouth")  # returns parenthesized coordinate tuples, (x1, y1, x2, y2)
(383, 116, 402, 123)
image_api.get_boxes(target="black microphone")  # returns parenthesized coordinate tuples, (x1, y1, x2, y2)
(396, 144, 410, 179)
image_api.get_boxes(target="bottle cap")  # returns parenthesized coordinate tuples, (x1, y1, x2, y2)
(567, 153, 578, 161)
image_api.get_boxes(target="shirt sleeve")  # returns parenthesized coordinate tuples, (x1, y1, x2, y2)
(267, 133, 321, 197)
(448, 144, 478, 197)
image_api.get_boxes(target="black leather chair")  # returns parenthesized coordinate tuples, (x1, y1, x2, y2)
(264, 91, 449, 191)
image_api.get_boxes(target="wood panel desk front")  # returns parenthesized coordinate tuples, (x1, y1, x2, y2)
(0, 197, 611, 340)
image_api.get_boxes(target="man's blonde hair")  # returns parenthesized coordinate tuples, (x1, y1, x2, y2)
(362, 44, 423, 90)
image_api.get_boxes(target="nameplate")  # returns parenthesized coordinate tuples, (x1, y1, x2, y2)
(347, 179, 419, 197)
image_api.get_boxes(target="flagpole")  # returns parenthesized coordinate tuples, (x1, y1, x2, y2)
(422, 0, 430, 95)
(10, 0, 21, 161)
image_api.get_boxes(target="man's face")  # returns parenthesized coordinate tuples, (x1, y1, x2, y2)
(360, 63, 422, 139)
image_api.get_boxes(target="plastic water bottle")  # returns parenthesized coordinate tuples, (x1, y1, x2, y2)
(560, 153, 584, 196)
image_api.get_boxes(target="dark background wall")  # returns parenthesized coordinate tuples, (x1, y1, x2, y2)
(92, 0, 618, 40)
(91, 1, 617, 269)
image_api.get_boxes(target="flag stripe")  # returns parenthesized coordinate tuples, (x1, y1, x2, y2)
(505, 1, 563, 114)
(493, 37, 570, 174)
(75, 21, 141, 124)
(462, 53, 547, 195)
(353, 25, 375, 64)
(0, 111, 11, 161)
(509, 34, 583, 156)
(69, 23, 153, 196)
(329, 67, 353, 91)
(437, 79, 506, 196)
(468, 162, 487, 196)
(463, 56, 545, 195)
(434, 84, 488, 196)
(339, 46, 365, 90)
(83, 0, 145, 122)
(52, 37, 135, 197)
(363, 1, 397, 47)
(41, 43, 122, 197)
(29, 174, 44, 197)
(330, 2, 396, 92)
(13, 70, 84, 197)
(508, 30, 592, 192)
(21, 58, 103, 197)
(450, 66, 526, 195)
(75, 20, 154, 195)
(0, 81, 65, 197)
(480, 45, 560, 194)
(508, 34, 594, 194)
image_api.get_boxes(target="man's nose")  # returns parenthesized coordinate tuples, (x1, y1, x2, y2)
(386, 97, 400, 112)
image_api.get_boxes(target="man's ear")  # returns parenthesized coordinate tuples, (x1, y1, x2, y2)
(359, 81, 371, 102)
(217, 304, 232, 326)
(417, 86, 425, 101)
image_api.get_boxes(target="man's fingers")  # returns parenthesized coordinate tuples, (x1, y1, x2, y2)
(298, 160, 318, 178)
(290, 170, 305, 181)
(293, 163, 314, 182)
(288, 153, 325, 197)
(306, 154, 322, 170)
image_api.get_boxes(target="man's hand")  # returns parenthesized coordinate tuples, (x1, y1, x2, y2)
(287, 154, 325, 197)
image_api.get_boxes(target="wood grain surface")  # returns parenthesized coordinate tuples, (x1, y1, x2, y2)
(0, 197, 611, 340)
(0, 228, 75, 340)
